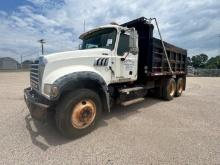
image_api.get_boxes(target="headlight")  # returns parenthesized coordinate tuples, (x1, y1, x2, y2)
(44, 84, 59, 97)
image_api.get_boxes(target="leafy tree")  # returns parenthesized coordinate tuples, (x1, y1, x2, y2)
(191, 53, 208, 68)
(206, 55, 220, 69)
(187, 57, 192, 66)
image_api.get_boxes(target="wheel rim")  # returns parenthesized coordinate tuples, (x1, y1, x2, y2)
(71, 99, 96, 129)
(168, 82, 175, 96)
(178, 80, 184, 93)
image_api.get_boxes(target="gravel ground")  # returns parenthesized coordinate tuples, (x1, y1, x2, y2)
(0, 72, 220, 165)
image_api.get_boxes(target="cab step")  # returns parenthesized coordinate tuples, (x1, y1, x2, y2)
(119, 86, 145, 94)
(117, 86, 148, 103)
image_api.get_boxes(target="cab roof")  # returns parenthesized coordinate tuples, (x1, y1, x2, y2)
(79, 24, 127, 39)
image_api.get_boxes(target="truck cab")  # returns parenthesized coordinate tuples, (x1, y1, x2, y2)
(24, 17, 187, 138)
(80, 25, 139, 83)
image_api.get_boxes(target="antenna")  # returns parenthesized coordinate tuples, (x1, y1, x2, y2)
(38, 39, 46, 55)
(83, 20, 86, 32)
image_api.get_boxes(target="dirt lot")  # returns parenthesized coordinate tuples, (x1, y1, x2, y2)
(0, 72, 220, 164)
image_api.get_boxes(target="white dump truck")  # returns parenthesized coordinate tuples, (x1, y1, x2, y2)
(24, 17, 187, 138)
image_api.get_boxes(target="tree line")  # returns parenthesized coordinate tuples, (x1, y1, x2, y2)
(187, 54, 220, 69)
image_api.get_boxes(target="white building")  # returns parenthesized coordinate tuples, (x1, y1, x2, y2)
(0, 57, 19, 70)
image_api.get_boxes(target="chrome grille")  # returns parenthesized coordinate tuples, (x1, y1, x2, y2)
(30, 60, 39, 90)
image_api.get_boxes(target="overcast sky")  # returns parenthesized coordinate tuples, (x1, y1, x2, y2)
(0, 0, 219, 62)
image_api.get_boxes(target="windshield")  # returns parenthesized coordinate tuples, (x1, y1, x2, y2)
(81, 28, 117, 50)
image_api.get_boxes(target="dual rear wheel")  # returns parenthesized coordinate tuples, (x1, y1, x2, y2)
(162, 77, 184, 100)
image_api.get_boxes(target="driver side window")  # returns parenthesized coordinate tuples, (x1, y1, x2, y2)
(117, 33, 129, 56)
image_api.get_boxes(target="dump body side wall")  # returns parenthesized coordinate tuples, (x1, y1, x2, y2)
(151, 38, 187, 76)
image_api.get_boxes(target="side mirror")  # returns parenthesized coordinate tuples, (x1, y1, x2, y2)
(129, 28, 138, 55)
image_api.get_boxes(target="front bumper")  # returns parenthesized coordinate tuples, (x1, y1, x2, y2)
(24, 87, 51, 122)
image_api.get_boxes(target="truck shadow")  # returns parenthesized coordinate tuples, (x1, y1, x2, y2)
(25, 96, 161, 151)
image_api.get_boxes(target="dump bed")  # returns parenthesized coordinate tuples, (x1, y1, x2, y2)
(152, 38, 187, 76)
(121, 17, 187, 83)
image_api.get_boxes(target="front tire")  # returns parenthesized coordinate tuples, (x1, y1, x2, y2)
(55, 89, 102, 138)
(162, 78, 176, 101)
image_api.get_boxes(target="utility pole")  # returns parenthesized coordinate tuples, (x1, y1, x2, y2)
(20, 55, 23, 69)
(38, 39, 46, 55)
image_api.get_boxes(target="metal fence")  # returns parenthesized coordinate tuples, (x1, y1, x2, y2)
(188, 67, 220, 77)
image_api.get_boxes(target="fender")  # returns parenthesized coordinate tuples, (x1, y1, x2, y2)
(54, 71, 110, 112)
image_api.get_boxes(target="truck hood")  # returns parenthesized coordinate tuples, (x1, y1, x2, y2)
(44, 48, 111, 63)
(41, 48, 112, 88)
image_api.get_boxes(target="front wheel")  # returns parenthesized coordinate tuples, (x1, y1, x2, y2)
(55, 89, 102, 138)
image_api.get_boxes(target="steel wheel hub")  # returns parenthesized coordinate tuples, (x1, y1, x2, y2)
(168, 82, 175, 96)
(178, 80, 183, 93)
(71, 99, 96, 129)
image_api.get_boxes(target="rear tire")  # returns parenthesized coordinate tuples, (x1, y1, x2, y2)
(55, 89, 102, 138)
(162, 78, 176, 101)
(175, 78, 184, 97)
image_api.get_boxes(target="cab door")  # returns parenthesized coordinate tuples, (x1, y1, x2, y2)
(114, 32, 138, 82)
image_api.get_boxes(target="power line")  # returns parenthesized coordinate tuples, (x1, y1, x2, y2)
(20, 48, 41, 65)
